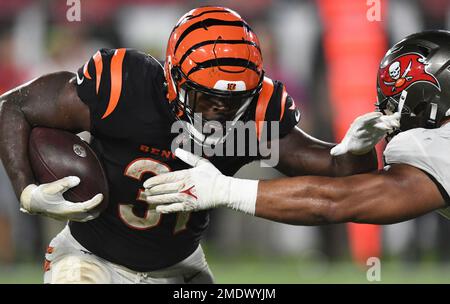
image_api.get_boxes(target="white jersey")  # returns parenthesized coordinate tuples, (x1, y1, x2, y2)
(383, 123, 450, 219)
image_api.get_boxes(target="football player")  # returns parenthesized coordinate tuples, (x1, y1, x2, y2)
(144, 31, 450, 227)
(0, 7, 397, 283)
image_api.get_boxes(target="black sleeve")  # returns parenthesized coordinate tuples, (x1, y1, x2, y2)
(75, 48, 167, 141)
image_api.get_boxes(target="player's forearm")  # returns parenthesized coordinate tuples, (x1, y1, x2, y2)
(255, 177, 347, 225)
(0, 95, 35, 198)
(276, 127, 378, 177)
(254, 169, 416, 225)
(278, 146, 377, 178)
(331, 148, 378, 177)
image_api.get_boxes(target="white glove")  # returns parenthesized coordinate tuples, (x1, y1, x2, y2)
(330, 112, 400, 156)
(143, 148, 258, 214)
(20, 176, 103, 222)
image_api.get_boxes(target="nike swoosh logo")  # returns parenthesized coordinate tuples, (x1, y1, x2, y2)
(76, 72, 84, 85)
(181, 185, 198, 199)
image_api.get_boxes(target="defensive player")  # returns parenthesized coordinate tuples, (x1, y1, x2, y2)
(144, 31, 450, 227)
(0, 7, 396, 283)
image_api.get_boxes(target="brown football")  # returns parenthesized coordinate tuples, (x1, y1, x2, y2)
(28, 127, 109, 213)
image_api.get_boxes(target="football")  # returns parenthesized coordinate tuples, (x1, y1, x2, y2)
(28, 127, 109, 213)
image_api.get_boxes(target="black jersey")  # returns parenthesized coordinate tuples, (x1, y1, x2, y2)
(70, 48, 299, 271)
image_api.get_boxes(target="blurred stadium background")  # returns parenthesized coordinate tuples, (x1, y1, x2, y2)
(0, 0, 450, 283)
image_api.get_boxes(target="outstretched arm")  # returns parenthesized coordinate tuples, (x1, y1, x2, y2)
(275, 127, 378, 177)
(274, 112, 400, 177)
(144, 150, 446, 226)
(256, 164, 446, 225)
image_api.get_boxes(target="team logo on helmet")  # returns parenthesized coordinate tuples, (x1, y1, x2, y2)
(378, 53, 440, 97)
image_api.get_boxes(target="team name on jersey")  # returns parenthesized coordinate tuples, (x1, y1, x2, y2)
(139, 145, 176, 160)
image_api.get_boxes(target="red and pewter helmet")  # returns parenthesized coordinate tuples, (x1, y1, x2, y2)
(164, 6, 264, 145)
(377, 30, 450, 136)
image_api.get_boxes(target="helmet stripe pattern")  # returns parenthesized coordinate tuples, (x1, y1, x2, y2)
(165, 6, 264, 103)
(180, 8, 230, 22)
(186, 58, 260, 77)
(174, 19, 254, 54)
(179, 39, 261, 67)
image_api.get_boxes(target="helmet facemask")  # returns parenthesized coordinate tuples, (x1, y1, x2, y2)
(377, 90, 416, 140)
(377, 87, 445, 141)
(173, 72, 260, 147)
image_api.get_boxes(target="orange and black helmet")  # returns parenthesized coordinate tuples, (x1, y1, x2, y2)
(164, 6, 264, 127)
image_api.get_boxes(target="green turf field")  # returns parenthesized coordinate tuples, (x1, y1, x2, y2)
(209, 257, 450, 283)
(1, 256, 449, 284)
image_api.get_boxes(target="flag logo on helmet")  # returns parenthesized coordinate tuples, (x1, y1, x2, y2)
(379, 53, 440, 97)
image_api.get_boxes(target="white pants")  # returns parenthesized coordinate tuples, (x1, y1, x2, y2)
(43, 226, 214, 284)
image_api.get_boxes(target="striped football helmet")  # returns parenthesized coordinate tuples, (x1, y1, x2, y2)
(164, 6, 264, 146)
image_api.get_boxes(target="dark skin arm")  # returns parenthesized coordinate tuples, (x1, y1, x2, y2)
(256, 164, 446, 225)
(197, 90, 378, 177)
(0, 72, 90, 198)
(274, 126, 378, 177)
